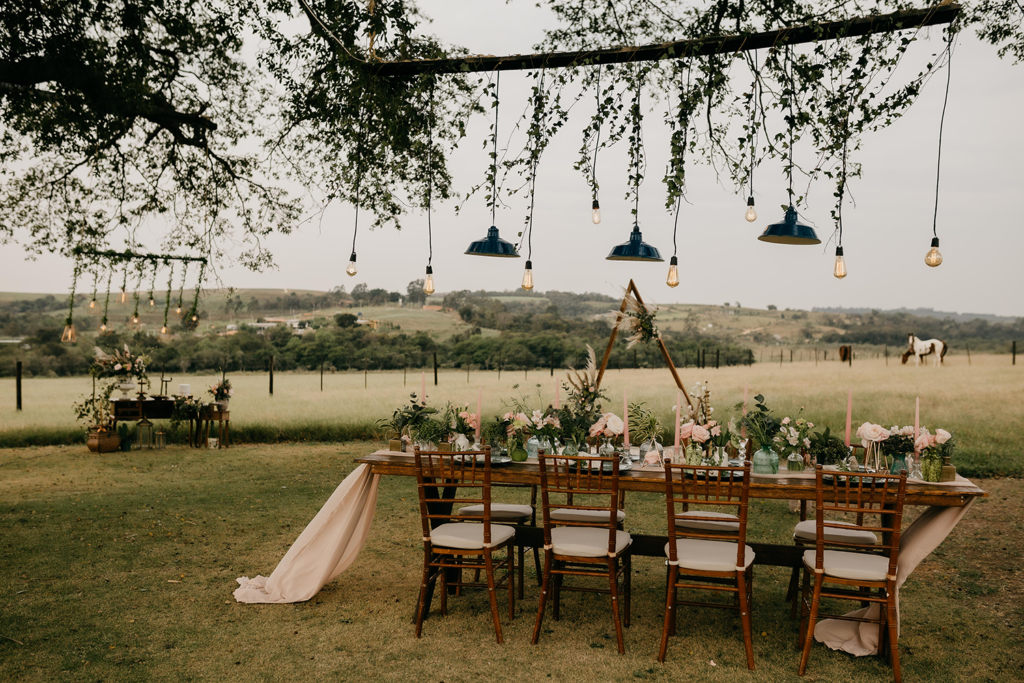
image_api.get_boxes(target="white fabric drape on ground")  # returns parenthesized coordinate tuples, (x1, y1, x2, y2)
(813, 497, 976, 656)
(234, 464, 381, 604)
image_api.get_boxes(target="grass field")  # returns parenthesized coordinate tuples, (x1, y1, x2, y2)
(0, 442, 1020, 682)
(2, 354, 1021, 476)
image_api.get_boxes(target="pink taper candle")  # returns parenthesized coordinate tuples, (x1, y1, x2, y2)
(674, 391, 682, 448)
(477, 387, 483, 440)
(623, 389, 629, 449)
(914, 396, 920, 451)
(741, 383, 749, 439)
(844, 389, 853, 448)
(421, 372, 426, 404)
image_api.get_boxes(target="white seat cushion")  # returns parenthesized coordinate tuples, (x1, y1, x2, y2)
(551, 527, 632, 558)
(429, 522, 515, 550)
(457, 504, 533, 520)
(802, 549, 889, 582)
(551, 508, 626, 524)
(665, 538, 754, 572)
(674, 510, 739, 532)
(793, 520, 878, 546)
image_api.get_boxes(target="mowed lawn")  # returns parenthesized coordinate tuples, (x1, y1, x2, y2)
(1, 442, 1021, 682)
(2, 354, 1021, 475)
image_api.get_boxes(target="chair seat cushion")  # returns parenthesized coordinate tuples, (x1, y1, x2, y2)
(551, 527, 632, 558)
(793, 520, 878, 545)
(665, 538, 754, 572)
(550, 508, 626, 524)
(429, 522, 515, 550)
(457, 504, 533, 520)
(674, 510, 740, 532)
(802, 549, 889, 582)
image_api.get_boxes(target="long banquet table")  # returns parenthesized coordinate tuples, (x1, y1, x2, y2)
(357, 450, 986, 567)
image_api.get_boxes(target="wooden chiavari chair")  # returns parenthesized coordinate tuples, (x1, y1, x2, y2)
(532, 453, 633, 654)
(660, 461, 755, 669)
(413, 446, 516, 644)
(798, 465, 908, 682)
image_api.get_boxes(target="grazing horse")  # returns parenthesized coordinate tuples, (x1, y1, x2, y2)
(903, 334, 947, 367)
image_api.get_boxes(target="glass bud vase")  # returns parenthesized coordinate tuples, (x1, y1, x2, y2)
(639, 438, 662, 464)
(889, 453, 910, 475)
(752, 446, 779, 475)
(598, 438, 616, 459)
(510, 438, 528, 462)
(526, 436, 541, 459)
(562, 440, 579, 457)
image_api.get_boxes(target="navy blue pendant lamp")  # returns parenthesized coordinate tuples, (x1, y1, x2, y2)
(465, 72, 520, 259)
(758, 206, 820, 245)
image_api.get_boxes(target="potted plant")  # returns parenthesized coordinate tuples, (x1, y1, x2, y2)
(209, 379, 232, 410)
(73, 383, 119, 453)
(413, 418, 446, 452)
(741, 394, 782, 474)
(628, 402, 663, 463)
(808, 427, 850, 467)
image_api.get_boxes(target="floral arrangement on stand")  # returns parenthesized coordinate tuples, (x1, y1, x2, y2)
(170, 395, 205, 428)
(563, 345, 608, 422)
(91, 344, 149, 394)
(615, 290, 659, 347)
(209, 379, 233, 408)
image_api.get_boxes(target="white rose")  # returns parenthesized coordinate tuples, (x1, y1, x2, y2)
(603, 413, 624, 436)
(935, 429, 951, 444)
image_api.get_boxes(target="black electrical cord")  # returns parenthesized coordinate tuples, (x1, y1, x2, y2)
(592, 66, 601, 202)
(491, 72, 500, 226)
(427, 82, 434, 266)
(932, 36, 954, 238)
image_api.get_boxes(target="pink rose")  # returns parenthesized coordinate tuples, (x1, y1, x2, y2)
(644, 450, 661, 466)
(710, 425, 722, 437)
(782, 417, 791, 425)
(915, 433, 936, 452)
(589, 416, 608, 438)
(678, 421, 694, 441)
(935, 429, 951, 445)
(856, 422, 890, 445)
(691, 424, 710, 444)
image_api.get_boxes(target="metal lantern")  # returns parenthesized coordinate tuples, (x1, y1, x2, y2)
(465, 226, 520, 257)
(757, 206, 821, 245)
(606, 225, 664, 262)
(154, 430, 167, 450)
(135, 418, 155, 449)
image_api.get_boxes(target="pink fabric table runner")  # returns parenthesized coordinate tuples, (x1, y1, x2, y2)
(234, 464, 380, 604)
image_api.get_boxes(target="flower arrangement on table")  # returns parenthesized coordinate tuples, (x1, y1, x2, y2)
(170, 395, 206, 427)
(501, 411, 533, 460)
(740, 394, 783, 473)
(440, 402, 479, 450)
(628, 402, 664, 466)
(377, 393, 437, 448)
(530, 409, 561, 452)
(589, 412, 624, 454)
(209, 379, 233, 403)
(91, 345, 149, 385)
(916, 428, 953, 482)
(774, 411, 814, 470)
(807, 427, 849, 467)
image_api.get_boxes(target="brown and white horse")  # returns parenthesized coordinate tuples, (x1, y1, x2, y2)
(902, 334, 947, 367)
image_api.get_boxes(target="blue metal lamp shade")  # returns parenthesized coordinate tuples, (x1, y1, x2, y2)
(465, 226, 520, 257)
(606, 225, 664, 262)
(758, 206, 821, 245)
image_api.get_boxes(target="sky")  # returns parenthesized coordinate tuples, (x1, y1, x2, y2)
(2, 1, 1022, 317)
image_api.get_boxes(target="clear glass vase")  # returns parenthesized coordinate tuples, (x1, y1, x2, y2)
(562, 440, 579, 457)
(598, 438, 616, 458)
(526, 435, 541, 459)
(639, 438, 662, 464)
(752, 446, 779, 475)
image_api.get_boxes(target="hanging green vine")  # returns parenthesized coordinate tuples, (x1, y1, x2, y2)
(163, 262, 175, 332)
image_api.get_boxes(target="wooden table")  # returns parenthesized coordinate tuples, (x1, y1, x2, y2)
(110, 397, 174, 429)
(357, 450, 986, 567)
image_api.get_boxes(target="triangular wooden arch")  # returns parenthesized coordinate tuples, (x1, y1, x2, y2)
(594, 279, 695, 413)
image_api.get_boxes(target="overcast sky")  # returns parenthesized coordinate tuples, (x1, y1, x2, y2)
(2, 1, 1021, 316)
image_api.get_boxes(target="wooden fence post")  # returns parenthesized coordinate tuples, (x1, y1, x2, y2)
(849, 346, 853, 367)
(715, 349, 720, 369)
(433, 352, 438, 386)
(269, 356, 274, 396)
(321, 361, 324, 391)
(884, 345, 888, 366)
(15, 360, 22, 413)
(966, 344, 972, 365)
(1013, 340, 1017, 365)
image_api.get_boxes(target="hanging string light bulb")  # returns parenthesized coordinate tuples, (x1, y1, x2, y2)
(100, 269, 113, 333)
(744, 53, 760, 223)
(423, 82, 436, 296)
(187, 262, 206, 327)
(147, 260, 157, 307)
(926, 36, 954, 268)
(88, 271, 98, 311)
(129, 263, 144, 329)
(61, 259, 81, 343)
(118, 265, 129, 305)
(591, 66, 603, 224)
(666, 60, 692, 288)
(175, 261, 188, 315)
(466, 72, 520, 258)
(833, 92, 853, 280)
(519, 70, 547, 291)
(161, 261, 174, 335)
(347, 104, 366, 277)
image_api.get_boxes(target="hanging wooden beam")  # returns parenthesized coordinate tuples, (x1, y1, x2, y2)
(374, 5, 959, 77)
